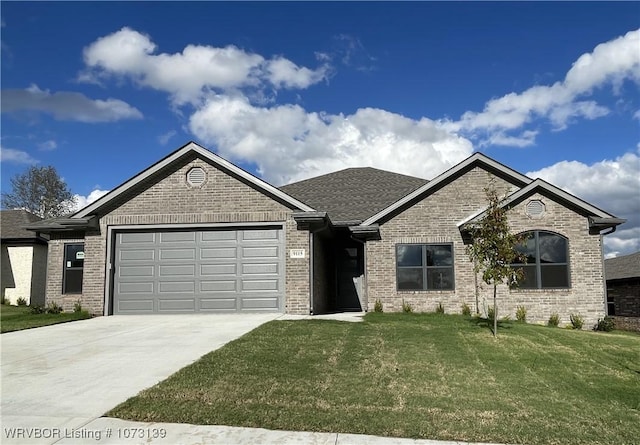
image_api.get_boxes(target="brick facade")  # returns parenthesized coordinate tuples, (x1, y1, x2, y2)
(607, 279, 640, 317)
(366, 167, 607, 327)
(45, 155, 311, 315)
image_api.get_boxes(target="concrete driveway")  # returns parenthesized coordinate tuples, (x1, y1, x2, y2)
(1, 314, 279, 444)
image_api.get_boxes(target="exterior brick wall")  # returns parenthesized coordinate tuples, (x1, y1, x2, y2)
(45, 156, 310, 315)
(607, 280, 640, 317)
(612, 316, 640, 332)
(366, 167, 607, 327)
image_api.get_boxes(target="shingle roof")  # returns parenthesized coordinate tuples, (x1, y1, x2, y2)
(280, 167, 428, 223)
(1, 210, 43, 240)
(605, 251, 640, 281)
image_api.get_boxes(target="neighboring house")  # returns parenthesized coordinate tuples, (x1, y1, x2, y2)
(605, 251, 640, 317)
(26, 142, 624, 327)
(1, 210, 48, 306)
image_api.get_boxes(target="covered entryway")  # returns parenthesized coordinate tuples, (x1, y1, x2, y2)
(112, 227, 284, 314)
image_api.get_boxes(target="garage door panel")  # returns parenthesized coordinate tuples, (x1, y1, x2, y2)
(242, 230, 279, 241)
(120, 265, 154, 277)
(200, 298, 237, 311)
(159, 264, 195, 277)
(158, 281, 195, 293)
(242, 279, 279, 291)
(242, 263, 279, 275)
(119, 249, 155, 261)
(118, 282, 154, 294)
(241, 297, 279, 310)
(242, 246, 279, 258)
(114, 228, 284, 314)
(120, 232, 155, 244)
(200, 280, 236, 292)
(200, 247, 237, 259)
(160, 232, 196, 243)
(118, 299, 154, 312)
(201, 263, 237, 275)
(159, 248, 196, 260)
(158, 299, 196, 312)
(201, 231, 237, 241)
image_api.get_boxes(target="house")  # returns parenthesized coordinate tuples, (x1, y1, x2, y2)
(1, 209, 48, 306)
(605, 251, 640, 330)
(26, 141, 624, 326)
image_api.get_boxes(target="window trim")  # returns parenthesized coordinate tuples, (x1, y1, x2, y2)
(396, 243, 455, 291)
(63, 242, 85, 294)
(512, 231, 570, 290)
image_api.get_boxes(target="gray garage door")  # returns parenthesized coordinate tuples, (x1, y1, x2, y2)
(113, 228, 284, 314)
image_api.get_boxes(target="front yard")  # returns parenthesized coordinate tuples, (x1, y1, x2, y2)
(108, 313, 640, 445)
(0, 304, 92, 333)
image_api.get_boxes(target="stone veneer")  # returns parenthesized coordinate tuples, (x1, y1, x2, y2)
(45, 154, 311, 315)
(366, 166, 607, 328)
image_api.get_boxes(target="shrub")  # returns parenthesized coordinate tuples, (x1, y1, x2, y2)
(569, 313, 584, 330)
(487, 305, 495, 321)
(16, 297, 28, 306)
(73, 300, 83, 313)
(30, 305, 46, 314)
(547, 313, 560, 327)
(373, 299, 383, 313)
(594, 316, 615, 332)
(515, 306, 527, 323)
(46, 301, 63, 314)
(435, 302, 445, 314)
(461, 303, 471, 317)
(402, 300, 413, 313)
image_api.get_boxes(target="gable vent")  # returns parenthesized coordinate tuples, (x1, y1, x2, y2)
(526, 199, 545, 217)
(186, 167, 206, 187)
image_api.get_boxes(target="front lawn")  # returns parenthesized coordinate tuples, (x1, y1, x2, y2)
(108, 313, 640, 445)
(0, 304, 92, 333)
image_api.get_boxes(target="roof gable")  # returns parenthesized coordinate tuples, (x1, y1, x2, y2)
(280, 167, 428, 223)
(457, 178, 624, 233)
(74, 141, 314, 218)
(362, 152, 532, 226)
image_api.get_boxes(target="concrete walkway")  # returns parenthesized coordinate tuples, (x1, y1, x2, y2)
(7, 417, 502, 445)
(1, 314, 280, 445)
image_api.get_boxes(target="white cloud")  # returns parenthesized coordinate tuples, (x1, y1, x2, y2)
(1, 84, 143, 122)
(81, 27, 330, 105)
(189, 95, 473, 185)
(527, 149, 640, 257)
(0, 146, 38, 164)
(158, 130, 177, 146)
(446, 29, 640, 146)
(265, 57, 330, 89)
(38, 140, 58, 151)
(73, 189, 110, 211)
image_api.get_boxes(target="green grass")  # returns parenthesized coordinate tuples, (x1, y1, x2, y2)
(0, 304, 92, 333)
(108, 313, 640, 445)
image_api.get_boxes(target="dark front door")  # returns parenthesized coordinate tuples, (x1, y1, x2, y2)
(336, 245, 363, 311)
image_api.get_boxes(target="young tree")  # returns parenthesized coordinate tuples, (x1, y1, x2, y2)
(1, 166, 76, 218)
(465, 178, 527, 337)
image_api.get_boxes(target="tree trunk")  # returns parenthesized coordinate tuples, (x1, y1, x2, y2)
(493, 283, 498, 338)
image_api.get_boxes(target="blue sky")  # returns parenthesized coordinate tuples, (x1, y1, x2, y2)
(1, 2, 639, 257)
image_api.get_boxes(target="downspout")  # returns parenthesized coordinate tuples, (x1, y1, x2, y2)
(599, 232, 607, 317)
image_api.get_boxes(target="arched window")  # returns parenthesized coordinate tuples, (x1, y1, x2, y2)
(513, 231, 569, 289)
